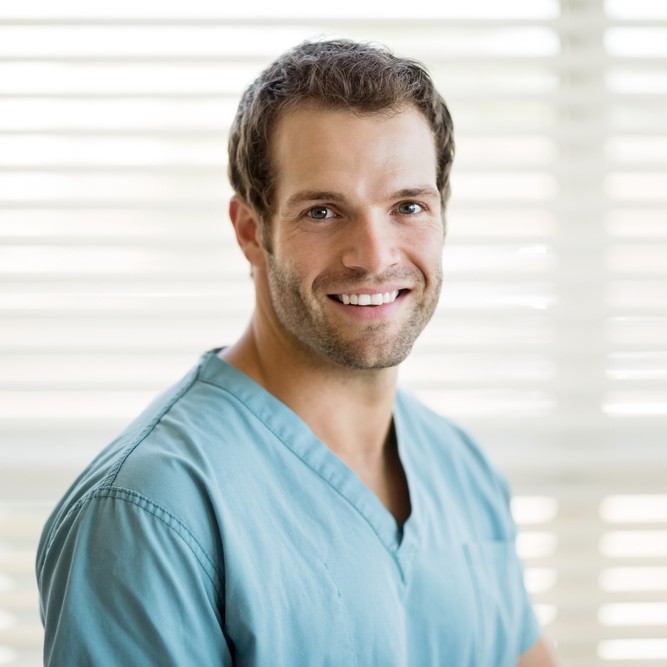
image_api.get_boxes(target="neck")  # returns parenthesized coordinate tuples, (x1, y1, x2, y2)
(222, 321, 398, 463)
(222, 319, 411, 525)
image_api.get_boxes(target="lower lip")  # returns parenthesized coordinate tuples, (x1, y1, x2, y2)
(328, 294, 405, 320)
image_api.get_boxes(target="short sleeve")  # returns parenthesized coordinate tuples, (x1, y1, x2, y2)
(38, 487, 232, 667)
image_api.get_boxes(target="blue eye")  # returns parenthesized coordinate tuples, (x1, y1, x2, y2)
(398, 202, 423, 215)
(307, 206, 333, 220)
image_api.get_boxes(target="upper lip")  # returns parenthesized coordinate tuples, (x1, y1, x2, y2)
(330, 285, 406, 296)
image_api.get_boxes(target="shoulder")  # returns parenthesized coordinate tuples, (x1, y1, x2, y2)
(396, 388, 515, 539)
(37, 352, 232, 576)
(396, 388, 500, 474)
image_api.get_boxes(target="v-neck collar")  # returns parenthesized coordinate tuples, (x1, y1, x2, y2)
(199, 350, 421, 574)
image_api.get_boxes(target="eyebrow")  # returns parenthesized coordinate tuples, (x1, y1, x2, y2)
(393, 186, 440, 200)
(284, 191, 350, 210)
(283, 186, 440, 211)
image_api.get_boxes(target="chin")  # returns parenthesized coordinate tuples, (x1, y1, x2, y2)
(319, 341, 414, 371)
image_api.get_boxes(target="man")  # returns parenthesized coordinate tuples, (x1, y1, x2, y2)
(37, 40, 556, 666)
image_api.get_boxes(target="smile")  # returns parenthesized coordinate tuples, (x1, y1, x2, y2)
(335, 290, 400, 306)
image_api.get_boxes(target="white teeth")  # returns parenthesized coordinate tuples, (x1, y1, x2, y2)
(337, 290, 400, 306)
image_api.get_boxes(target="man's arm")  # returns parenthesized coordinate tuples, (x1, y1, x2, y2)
(39, 490, 231, 666)
(518, 638, 558, 667)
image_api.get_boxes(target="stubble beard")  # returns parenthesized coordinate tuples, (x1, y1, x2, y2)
(265, 254, 442, 370)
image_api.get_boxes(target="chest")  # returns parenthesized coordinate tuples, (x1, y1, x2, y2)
(216, 477, 524, 667)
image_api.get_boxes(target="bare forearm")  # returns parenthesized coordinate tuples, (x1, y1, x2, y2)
(518, 638, 558, 667)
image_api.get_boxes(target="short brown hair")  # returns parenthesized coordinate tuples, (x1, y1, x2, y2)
(228, 39, 455, 222)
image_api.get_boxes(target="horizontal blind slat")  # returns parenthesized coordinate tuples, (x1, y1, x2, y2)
(1, 4, 666, 667)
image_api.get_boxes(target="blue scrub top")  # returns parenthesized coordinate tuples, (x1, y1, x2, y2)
(37, 350, 540, 666)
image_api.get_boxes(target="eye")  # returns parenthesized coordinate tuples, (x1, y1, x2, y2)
(306, 206, 335, 220)
(397, 201, 424, 215)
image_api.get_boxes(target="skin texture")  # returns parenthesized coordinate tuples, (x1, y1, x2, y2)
(256, 103, 444, 372)
(224, 103, 557, 667)
(518, 638, 558, 667)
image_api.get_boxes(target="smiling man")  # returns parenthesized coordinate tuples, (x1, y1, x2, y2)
(246, 104, 443, 372)
(37, 40, 557, 666)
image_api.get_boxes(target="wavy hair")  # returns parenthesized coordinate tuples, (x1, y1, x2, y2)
(228, 39, 455, 224)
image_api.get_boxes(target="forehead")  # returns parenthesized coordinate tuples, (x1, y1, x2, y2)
(269, 103, 438, 201)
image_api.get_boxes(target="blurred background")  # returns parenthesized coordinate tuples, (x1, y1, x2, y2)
(1, 0, 666, 665)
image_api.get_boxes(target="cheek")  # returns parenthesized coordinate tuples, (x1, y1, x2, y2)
(278, 236, 334, 275)
(406, 229, 444, 268)
(269, 250, 321, 297)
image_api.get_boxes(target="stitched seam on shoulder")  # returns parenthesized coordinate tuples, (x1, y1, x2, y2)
(88, 486, 223, 591)
(102, 364, 203, 487)
(43, 362, 209, 558)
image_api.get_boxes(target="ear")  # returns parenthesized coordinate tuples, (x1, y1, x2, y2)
(228, 195, 267, 268)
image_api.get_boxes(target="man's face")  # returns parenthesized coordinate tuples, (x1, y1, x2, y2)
(256, 103, 445, 370)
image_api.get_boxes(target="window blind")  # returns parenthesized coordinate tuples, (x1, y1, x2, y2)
(1, 1, 666, 665)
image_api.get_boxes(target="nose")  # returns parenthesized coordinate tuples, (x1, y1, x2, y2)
(340, 213, 400, 274)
